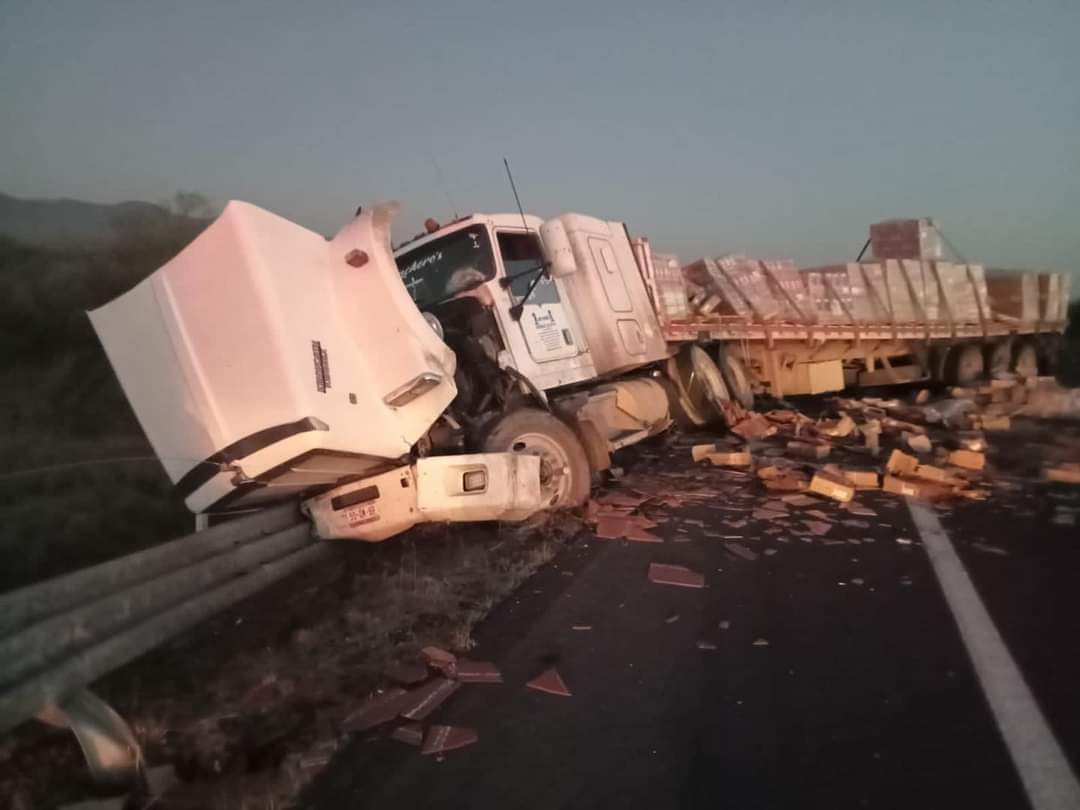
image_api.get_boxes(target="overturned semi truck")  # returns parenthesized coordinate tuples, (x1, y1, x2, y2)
(92, 202, 1069, 541)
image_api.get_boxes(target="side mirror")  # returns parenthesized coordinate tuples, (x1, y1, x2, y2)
(539, 219, 577, 278)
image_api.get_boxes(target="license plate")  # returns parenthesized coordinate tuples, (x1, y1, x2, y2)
(344, 501, 379, 526)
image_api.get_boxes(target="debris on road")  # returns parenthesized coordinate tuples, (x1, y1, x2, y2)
(788, 440, 830, 460)
(399, 677, 462, 721)
(526, 667, 573, 697)
(971, 542, 1008, 556)
(421, 646, 457, 672)
(450, 659, 503, 684)
(948, 449, 986, 471)
(808, 472, 855, 503)
(696, 640, 718, 651)
(342, 688, 409, 733)
(724, 542, 759, 561)
(1045, 463, 1080, 484)
(707, 450, 753, 467)
(390, 723, 425, 747)
(752, 638, 770, 647)
(421, 725, 479, 756)
(648, 562, 707, 588)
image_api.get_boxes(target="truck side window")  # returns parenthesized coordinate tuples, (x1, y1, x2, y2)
(497, 232, 560, 307)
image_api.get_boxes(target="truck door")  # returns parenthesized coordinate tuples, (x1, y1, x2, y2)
(497, 230, 580, 363)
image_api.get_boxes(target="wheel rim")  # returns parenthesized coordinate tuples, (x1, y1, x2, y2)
(509, 431, 572, 507)
(1015, 346, 1038, 378)
(955, 346, 984, 384)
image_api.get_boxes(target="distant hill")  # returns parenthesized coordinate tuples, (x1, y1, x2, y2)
(0, 191, 207, 246)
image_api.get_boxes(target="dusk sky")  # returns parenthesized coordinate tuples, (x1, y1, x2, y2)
(2, 1, 1078, 280)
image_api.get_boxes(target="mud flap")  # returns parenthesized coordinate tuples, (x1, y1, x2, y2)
(303, 453, 542, 541)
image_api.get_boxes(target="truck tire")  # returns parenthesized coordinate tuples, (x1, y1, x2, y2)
(985, 340, 1012, 378)
(716, 345, 754, 410)
(666, 346, 732, 427)
(1012, 341, 1039, 379)
(945, 343, 985, 386)
(483, 409, 591, 509)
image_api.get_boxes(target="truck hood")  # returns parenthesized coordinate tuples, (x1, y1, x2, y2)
(89, 201, 457, 512)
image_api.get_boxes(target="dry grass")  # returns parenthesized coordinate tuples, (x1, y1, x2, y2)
(1, 514, 582, 809)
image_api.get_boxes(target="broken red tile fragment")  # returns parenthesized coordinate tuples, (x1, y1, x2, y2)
(594, 515, 631, 539)
(724, 542, 759, 561)
(421, 725, 479, 756)
(450, 659, 503, 684)
(399, 677, 461, 721)
(390, 722, 425, 746)
(526, 667, 572, 697)
(342, 688, 409, 733)
(623, 521, 664, 543)
(648, 562, 706, 589)
(420, 646, 457, 672)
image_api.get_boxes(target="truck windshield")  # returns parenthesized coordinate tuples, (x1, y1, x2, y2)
(395, 225, 496, 308)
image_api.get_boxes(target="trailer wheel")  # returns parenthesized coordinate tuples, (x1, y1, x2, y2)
(716, 345, 754, 410)
(666, 346, 732, 427)
(945, 343, 985, 386)
(985, 340, 1012, 378)
(1012, 341, 1039, 379)
(483, 409, 591, 509)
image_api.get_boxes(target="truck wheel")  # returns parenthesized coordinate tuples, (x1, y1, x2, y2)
(483, 409, 591, 509)
(945, 343, 985, 386)
(716, 345, 754, 409)
(666, 346, 732, 427)
(1012, 341, 1039, 379)
(985, 340, 1012, 378)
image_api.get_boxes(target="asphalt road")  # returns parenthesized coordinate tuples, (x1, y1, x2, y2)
(301, 431, 1080, 810)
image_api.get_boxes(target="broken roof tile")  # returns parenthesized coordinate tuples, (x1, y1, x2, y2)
(390, 722, 425, 747)
(648, 562, 706, 588)
(450, 659, 503, 684)
(526, 667, 572, 697)
(399, 677, 461, 721)
(723, 542, 759, 561)
(421, 725, 479, 756)
(342, 688, 409, 733)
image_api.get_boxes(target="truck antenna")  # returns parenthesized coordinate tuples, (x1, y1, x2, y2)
(503, 157, 531, 232)
(430, 154, 459, 219)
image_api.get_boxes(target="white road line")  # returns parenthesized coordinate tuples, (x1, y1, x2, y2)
(907, 498, 1080, 810)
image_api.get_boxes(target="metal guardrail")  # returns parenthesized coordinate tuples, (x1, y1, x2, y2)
(0, 503, 337, 784)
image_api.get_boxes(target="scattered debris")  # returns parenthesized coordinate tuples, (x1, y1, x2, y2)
(342, 688, 409, 733)
(723, 542, 759, 561)
(752, 638, 770, 647)
(421, 646, 457, 672)
(571, 624, 592, 631)
(905, 432, 933, 454)
(692, 443, 717, 462)
(802, 520, 832, 536)
(1045, 463, 1080, 484)
(391, 723, 425, 747)
(896, 537, 914, 545)
(818, 413, 856, 438)
(788, 440, 830, 460)
(808, 472, 855, 503)
(526, 667, 572, 697)
(421, 725, 479, 756)
(781, 493, 819, 507)
(707, 451, 753, 467)
(948, 449, 985, 471)
(665, 613, 681, 624)
(399, 677, 461, 721)
(971, 542, 1008, 556)
(719, 620, 731, 630)
(648, 562, 707, 588)
(696, 640, 718, 651)
(450, 659, 503, 684)
(731, 413, 778, 441)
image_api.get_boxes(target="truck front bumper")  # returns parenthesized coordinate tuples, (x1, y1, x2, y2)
(301, 453, 543, 541)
